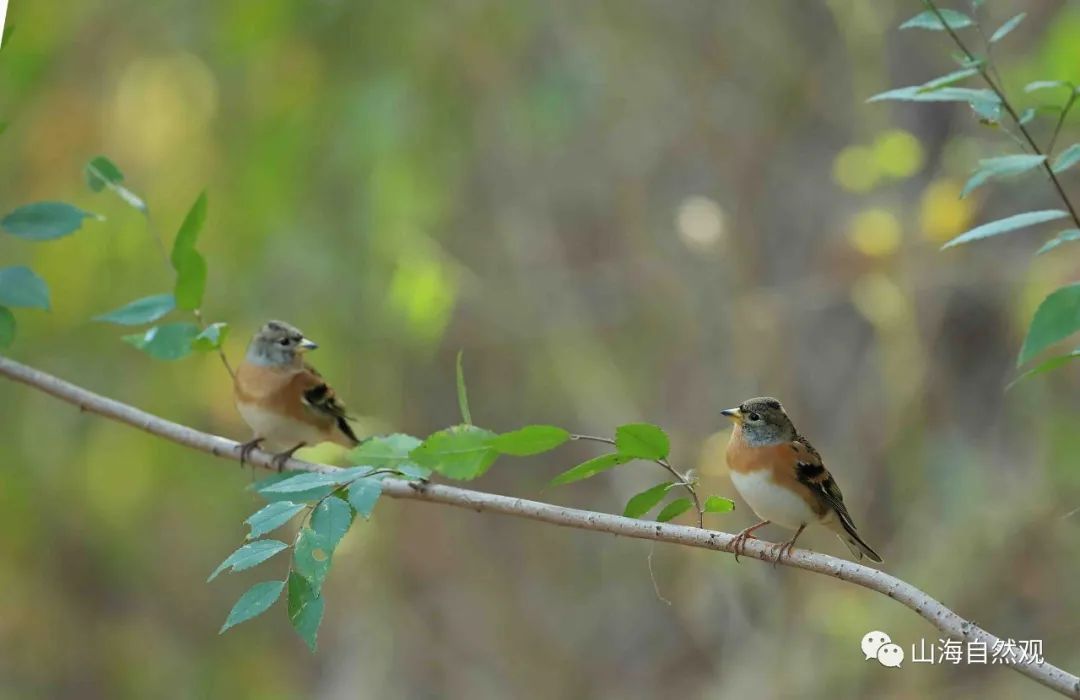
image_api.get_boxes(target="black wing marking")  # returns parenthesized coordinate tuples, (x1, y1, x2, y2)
(303, 383, 360, 445)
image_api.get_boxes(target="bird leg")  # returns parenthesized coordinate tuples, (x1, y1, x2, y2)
(271, 442, 306, 472)
(239, 437, 264, 469)
(731, 520, 771, 562)
(771, 523, 807, 566)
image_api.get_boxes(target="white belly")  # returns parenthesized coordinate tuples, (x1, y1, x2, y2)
(730, 469, 820, 530)
(237, 402, 325, 450)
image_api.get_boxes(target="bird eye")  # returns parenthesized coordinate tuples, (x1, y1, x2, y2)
(278, 338, 291, 346)
(748, 412, 760, 421)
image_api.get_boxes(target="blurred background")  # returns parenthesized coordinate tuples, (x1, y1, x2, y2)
(2, 0, 1080, 698)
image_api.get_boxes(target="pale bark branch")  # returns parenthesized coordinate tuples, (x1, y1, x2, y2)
(0, 354, 1076, 698)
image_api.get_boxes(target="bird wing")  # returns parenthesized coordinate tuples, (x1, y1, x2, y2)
(790, 435, 856, 531)
(296, 363, 360, 445)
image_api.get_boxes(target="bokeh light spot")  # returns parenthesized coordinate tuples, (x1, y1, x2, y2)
(872, 129, 925, 179)
(919, 178, 975, 243)
(833, 146, 880, 193)
(847, 208, 902, 257)
(676, 196, 727, 253)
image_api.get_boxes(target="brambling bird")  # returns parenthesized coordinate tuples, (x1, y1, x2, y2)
(722, 397, 882, 564)
(234, 320, 360, 470)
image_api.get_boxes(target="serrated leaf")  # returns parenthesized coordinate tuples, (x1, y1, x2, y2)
(219, 580, 285, 634)
(704, 495, 736, 513)
(1052, 144, 1080, 173)
(410, 425, 498, 480)
(347, 477, 383, 518)
(245, 501, 307, 539)
(0, 306, 14, 348)
(93, 293, 175, 325)
(622, 482, 676, 518)
(208, 540, 289, 582)
(656, 498, 693, 523)
(293, 528, 332, 594)
(171, 192, 208, 310)
(942, 210, 1068, 249)
(1024, 80, 1072, 93)
(1008, 349, 1080, 388)
(311, 496, 353, 553)
(252, 473, 337, 503)
(287, 572, 324, 652)
(455, 349, 472, 425)
(0, 266, 50, 309)
(549, 453, 632, 487)
(1, 202, 97, 241)
(899, 9, 973, 31)
(490, 426, 570, 456)
(192, 322, 229, 351)
(917, 68, 979, 92)
(258, 471, 353, 495)
(614, 423, 670, 460)
(868, 86, 997, 104)
(1019, 283, 1080, 366)
(1036, 229, 1080, 255)
(961, 154, 1046, 198)
(990, 12, 1025, 42)
(121, 322, 199, 360)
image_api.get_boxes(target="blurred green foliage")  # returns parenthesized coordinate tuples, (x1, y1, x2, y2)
(2, 0, 1080, 698)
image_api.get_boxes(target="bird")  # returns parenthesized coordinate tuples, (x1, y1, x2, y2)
(721, 396, 882, 564)
(234, 320, 360, 470)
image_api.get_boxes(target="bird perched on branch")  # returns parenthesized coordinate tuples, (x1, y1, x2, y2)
(722, 397, 881, 564)
(234, 320, 360, 470)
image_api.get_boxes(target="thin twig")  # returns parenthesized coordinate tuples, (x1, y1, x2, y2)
(925, 0, 1080, 228)
(1, 353, 1076, 698)
(570, 433, 705, 527)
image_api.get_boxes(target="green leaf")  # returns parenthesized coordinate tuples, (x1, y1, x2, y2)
(0, 266, 50, 309)
(0, 121, 7, 136)
(704, 495, 736, 513)
(259, 471, 354, 495)
(917, 68, 979, 92)
(549, 453, 631, 487)
(1051, 144, 1080, 173)
(990, 12, 1026, 42)
(219, 580, 285, 634)
(1036, 229, 1080, 255)
(349, 433, 430, 479)
(310, 496, 353, 553)
(171, 192, 208, 310)
(1, 25, 13, 50)
(1019, 283, 1080, 366)
(192, 322, 229, 351)
(490, 426, 570, 456)
(121, 322, 199, 360)
(941, 210, 1069, 249)
(252, 473, 337, 503)
(410, 425, 498, 480)
(93, 293, 175, 325)
(868, 86, 997, 104)
(208, 540, 289, 582)
(1018, 108, 1037, 125)
(1025, 80, 1072, 93)
(899, 9, 973, 31)
(455, 349, 472, 425)
(1008, 349, 1080, 388)
(287, 572, 324, 652)
(622, 482, 676, 518)
(1, 202, 97, 241)
(656, 498, 693, 523)
(960, 154, 1046, 198)
(245, 501, 307, 539)
(347, 477, 383, 518)
(0, 306, 14, 349)
(85, 155, 123, 192)
(614, 423, 670, 460)
(970, 99, 1002, 123)
(293, 528, 332, 594)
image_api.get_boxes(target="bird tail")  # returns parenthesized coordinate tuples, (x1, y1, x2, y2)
(831, 519, 883, 563)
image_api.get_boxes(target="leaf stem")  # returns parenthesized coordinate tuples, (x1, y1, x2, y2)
(570, 433, 705, 527)
(924, 0, 1080, 228)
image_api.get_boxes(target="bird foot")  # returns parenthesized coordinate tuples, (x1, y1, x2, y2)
(731, 520, 771, 562)
(271, 443, 305, 472)
(239, 438, 264, 469)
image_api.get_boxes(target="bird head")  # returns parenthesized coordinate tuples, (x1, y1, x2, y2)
(721, 396, 796, 446)
(246, 320, 318, 367)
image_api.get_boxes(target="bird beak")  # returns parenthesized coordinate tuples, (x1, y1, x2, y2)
(721, 407, 743, 424)
(298, 338, 318, 352)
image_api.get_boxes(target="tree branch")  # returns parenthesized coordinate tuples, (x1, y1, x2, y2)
(0, 353, 1076, 698)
